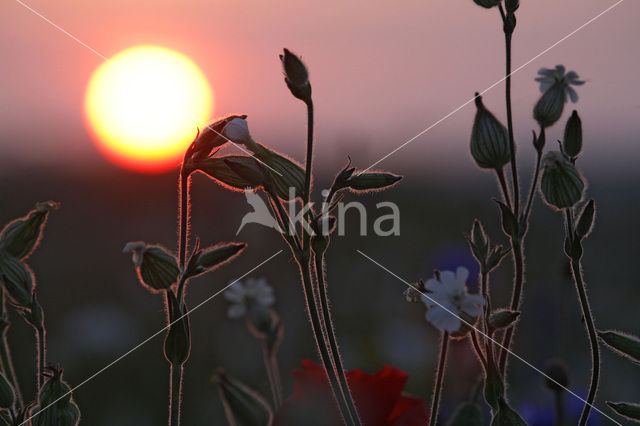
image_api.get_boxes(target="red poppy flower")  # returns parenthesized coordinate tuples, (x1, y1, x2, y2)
(274, 359, 428, 426)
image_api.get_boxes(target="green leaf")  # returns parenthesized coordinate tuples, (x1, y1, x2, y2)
(447, 402, 483, 426)
(493, 199, 518, 238)
(599, 330, 640, 364)
(214, 369, 273, 426)
(607, 401, 640, 422)
(575, 199, 595, 240)
(488, 310, 520, 332)
(0, 201, 59, 260)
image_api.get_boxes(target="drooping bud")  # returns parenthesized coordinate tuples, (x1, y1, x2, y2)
(563, 110, 582, 159)
(470, 94, 510, 170)
(280, 48, 311, 103)
(0, 372, 15, 409)
(540, 152, 585, 210)
(534, 83, 565, 128)
(31, 366, 80, 426)
(488, 309, 520, 332)
(0, 201, 59, 260)
(123, 242, 179, 294)
(0, 255, 35, 307)
(505, 0, 519, 13)
(473, 0, 500, 8)
(191, 115, 248, 161)
(184, 242, 246, 280)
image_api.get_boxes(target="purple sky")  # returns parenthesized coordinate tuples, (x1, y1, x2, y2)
(1, 0, 638, 175)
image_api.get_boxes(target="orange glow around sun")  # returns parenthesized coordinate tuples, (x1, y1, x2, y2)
(84, 46, 213, 173)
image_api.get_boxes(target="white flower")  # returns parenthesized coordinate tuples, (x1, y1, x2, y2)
(535, 65, 585, 103)
(224, 277, 275, 319)
(223, 117, 251, 144)
(421, 267, 485, 333)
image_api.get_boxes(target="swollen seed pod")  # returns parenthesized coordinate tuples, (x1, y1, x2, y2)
(563, 110, 583, 159)
(0, 255, 35, 307)
(534, 83, 565, 128)
(540, 151, 585, 210)
(32, 366, 80, 426)
(0, 201, 59, 260)
(123, 243, 180, 294)
(470, 94, 510, 170)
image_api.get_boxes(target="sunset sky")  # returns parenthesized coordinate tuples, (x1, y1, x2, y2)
(1, 0, 637, 174)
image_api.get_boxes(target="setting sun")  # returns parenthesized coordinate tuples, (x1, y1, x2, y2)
(84, 45, 213, 173)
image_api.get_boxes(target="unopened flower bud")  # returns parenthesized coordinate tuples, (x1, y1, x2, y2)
(534, 83, 565, 128)
(344, 172, 402, 192)
(540, 151, 585, 210)
(470, 94, 510, 170)
(223, 117, 251, 144)
(0, 201, 59, 260)
(184, 242, 246, 280)
(213, 369, 273, 426)
(473, 0, 500, 8)
(192, 115, 248, 160)
(0, 255, 34, 307)
(123, 242, 179, 294)
(32, 366, 80, 426)
(468, 219, 489, 263)
(280, 48, 311, 103)
(563, 110, 582, 158)
(505, 0, 519, 13)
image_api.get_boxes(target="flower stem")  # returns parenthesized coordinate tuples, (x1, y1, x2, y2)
(495, 167, 512, 210)
(314, 254, 361, 425)
(429, 331, 449, 426)
(498, 238, 524, 374)
(303, 100, 314, 214)
(297, 257, 355, 425)
(262, 342, 282, 408)
(553, 390, 565, 426)
(565, 210, 600, 426)
(169, 363, 183, 426)
(0, 291, 22, 410)
(523, 127, 545, 224)
(178, 171, 190, 271)
(35, 324, 46, 391)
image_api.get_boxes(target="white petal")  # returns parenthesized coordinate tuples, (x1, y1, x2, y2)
(224, 285, 245, 303)
(456, 267, 469, 284)
(567, 86, 579, 103)
(421, 291, 453, 309)
(460, 294, 486, 317)
(440, 270, 464, 294)
(227, 303, 247, 319)
(426, 305, 461, 333)
(424, 278, 442, 294)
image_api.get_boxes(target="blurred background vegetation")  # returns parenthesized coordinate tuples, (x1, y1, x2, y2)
(1, 162, 638, 425)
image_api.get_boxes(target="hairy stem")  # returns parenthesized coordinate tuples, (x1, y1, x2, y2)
(565, 211, 600, 426)
(35, 324, 46, 391)
(178, 171, 190, 271)
(523, 127, 545, 224)
(429, 332, 449, 426)
(169, 364, 183, 426)
(499, 238, 524, 373)
(495, 167, 512, 210)
(0, 292, 22, 411)
(303, 100, 314, 215)
(314, 254, 361, 425)
(262, 343, 282, 408)
(297, 257, 354, 425)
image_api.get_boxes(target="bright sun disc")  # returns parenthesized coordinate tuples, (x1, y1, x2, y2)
(85, 45, 213, 173)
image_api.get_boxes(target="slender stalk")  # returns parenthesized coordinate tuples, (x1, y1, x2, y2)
(495, 167, 512, 210)
(565, 211, 600, 426)
(303, 100, 314, 214)
(262, 342, 282, 408)
(314, 254, 361, 424)
(169, 364, 183, 426)
(499, 5, 519, 217)
(35, 324, 46, 391)
(553, 391, 565, 426)
(523, 150, 543, 225)
(429, 332, 449, 426)
(297, 258, 354, 425)
(0, 292, 22, 410)
(498, 238, 524, 373)
(471, 330, 487, 369)
(178, 171, 190, 271)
